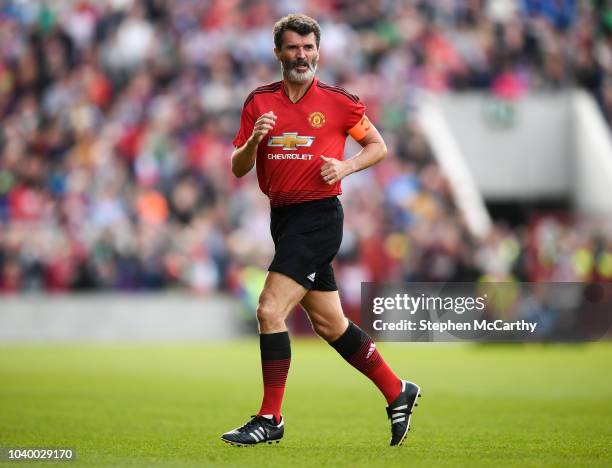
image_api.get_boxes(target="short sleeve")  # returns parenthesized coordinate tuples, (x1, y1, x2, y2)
(344, 97, 366, 134)
(232, 98, 256, 148)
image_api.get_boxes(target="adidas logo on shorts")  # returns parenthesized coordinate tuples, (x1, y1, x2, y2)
(307, 272, 316, 282)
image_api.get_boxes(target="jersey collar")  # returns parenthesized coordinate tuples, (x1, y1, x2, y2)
(281, 76, 317, 105)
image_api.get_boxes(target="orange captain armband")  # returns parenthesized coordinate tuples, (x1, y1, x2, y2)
(348, 115, 372, 141)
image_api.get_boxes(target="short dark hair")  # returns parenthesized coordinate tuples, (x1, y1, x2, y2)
(273, 14, 321, 50)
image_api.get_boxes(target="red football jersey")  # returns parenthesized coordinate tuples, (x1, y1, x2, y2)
(233, 77, 366, 207)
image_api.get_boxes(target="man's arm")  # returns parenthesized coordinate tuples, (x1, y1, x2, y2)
(232, 111, 277, 178)
(320, 116, 387, 185)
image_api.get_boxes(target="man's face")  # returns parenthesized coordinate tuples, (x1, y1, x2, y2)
(275, 30, 319, 84)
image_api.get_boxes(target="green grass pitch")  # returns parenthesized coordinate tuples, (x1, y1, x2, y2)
(1, 340, 611, 467)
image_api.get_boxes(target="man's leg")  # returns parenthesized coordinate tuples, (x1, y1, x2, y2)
(256, 272, 307, 421)
(300, 290, 401, 403)
(221, 272, 306, 446)
(300, 289, 421, 447)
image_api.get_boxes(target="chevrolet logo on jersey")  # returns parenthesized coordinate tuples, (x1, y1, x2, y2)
(268, 133, 315, 151)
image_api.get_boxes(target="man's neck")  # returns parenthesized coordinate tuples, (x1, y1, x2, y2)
(282, 76, 315, 103)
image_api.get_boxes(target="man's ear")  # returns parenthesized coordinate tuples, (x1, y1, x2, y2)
(273, 48, 280, 61)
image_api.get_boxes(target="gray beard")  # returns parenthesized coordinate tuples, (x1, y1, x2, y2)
(282, 61, 317, 84)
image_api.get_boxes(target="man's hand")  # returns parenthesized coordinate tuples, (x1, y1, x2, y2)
(231, 111, 276, 177)
(249, 111, 277, 145)
(318, 117, 387, 183)
(320, 155, 353, 185)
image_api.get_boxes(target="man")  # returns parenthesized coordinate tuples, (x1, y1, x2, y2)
(221, 14, 421, 447)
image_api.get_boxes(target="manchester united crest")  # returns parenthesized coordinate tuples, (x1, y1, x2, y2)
(308, 111, 326, 128)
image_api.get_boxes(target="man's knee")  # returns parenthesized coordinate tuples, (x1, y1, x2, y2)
(311, 316, 348, 342)
(256, 293, 285, 330)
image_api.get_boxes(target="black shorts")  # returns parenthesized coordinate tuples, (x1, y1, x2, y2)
(269, 196, 343, 291)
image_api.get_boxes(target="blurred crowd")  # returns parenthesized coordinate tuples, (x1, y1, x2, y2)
(1, 0, 612, 299)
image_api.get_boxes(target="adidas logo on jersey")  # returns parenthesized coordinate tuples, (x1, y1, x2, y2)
(307, 272, 316, 282)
